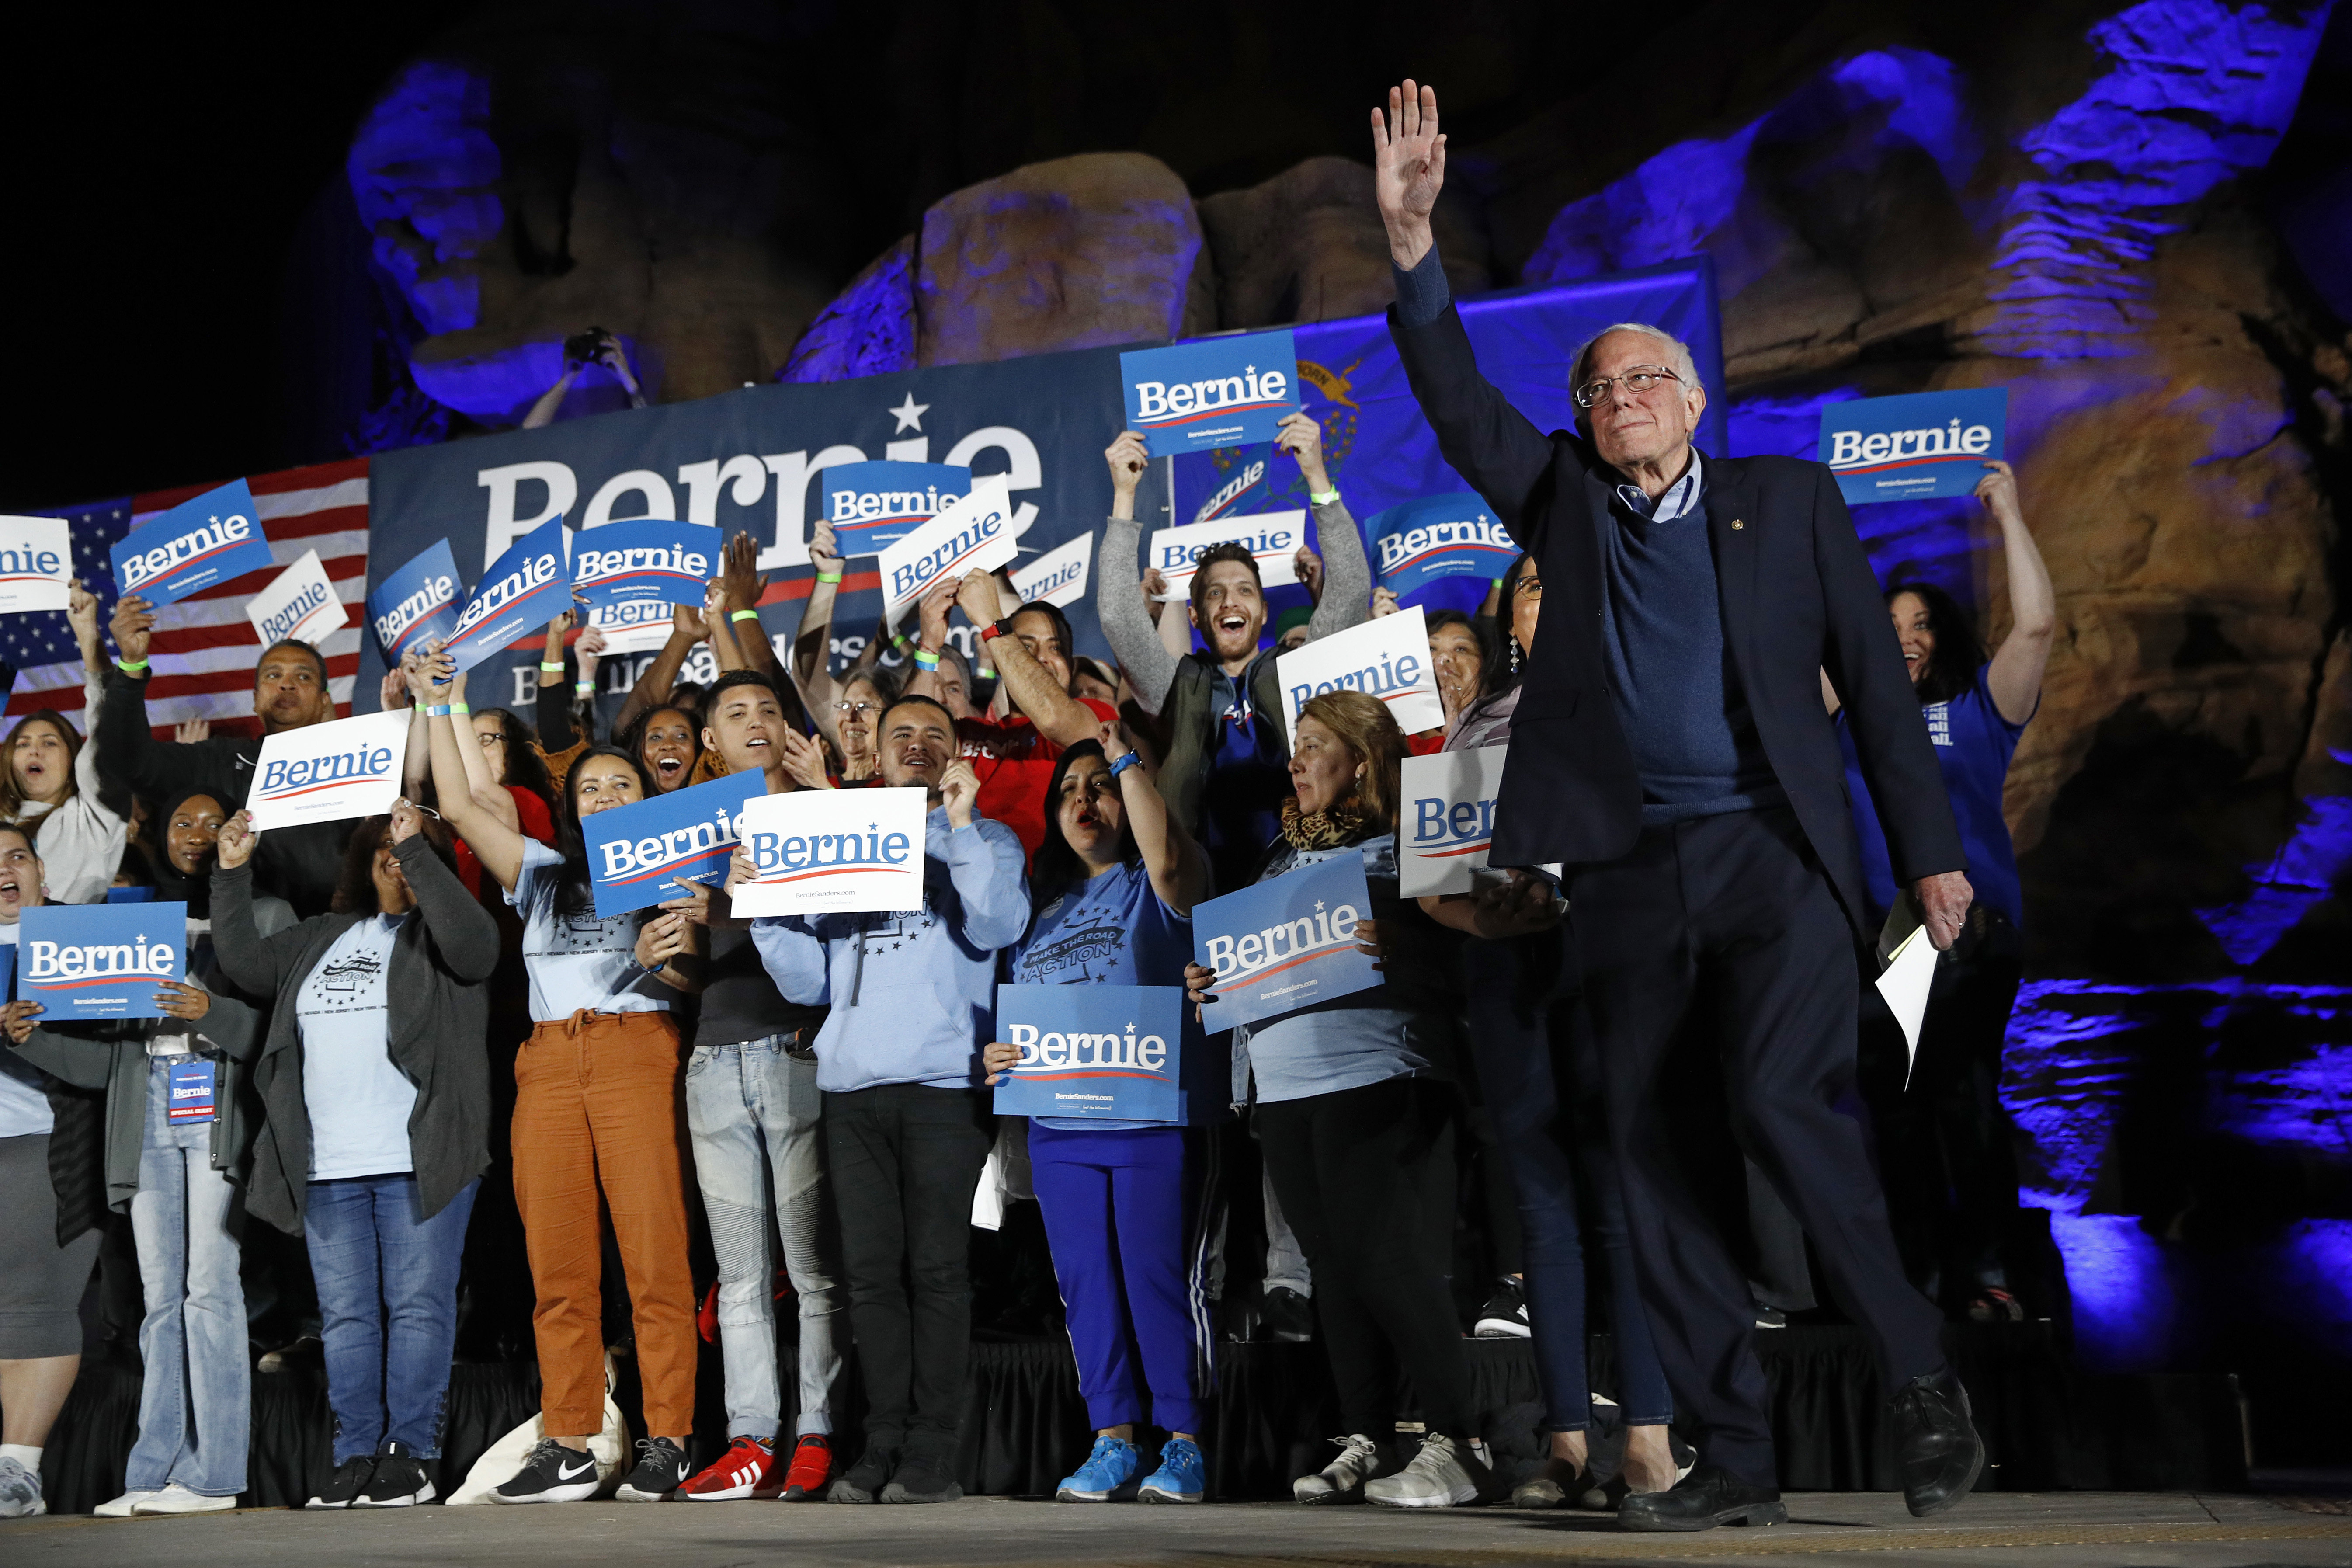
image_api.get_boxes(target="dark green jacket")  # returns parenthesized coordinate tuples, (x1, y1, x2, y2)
(211, 838, 500, 1232)
(12, 899, 295, 1213)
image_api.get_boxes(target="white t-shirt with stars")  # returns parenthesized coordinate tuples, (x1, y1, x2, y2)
(505, 839, 671, 1023)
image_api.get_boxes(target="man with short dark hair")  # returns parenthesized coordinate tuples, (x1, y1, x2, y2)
(1098, 411, 1372, 891)
(745, 694, 1028, 1505)
(1373, 79, 1983, 1530)
(98, 598, 349, 915)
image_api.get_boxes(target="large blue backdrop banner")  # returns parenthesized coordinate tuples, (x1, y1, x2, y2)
(361, 257, 1722, 718)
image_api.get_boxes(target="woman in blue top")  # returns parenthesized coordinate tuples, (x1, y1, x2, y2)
(1829, 459, 2055, 1322)
(980, 720, 1215, 1505)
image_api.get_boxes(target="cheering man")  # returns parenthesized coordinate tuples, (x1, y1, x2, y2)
(1370, 80, 1985, 1531)
(744, 696, 1028, 1505)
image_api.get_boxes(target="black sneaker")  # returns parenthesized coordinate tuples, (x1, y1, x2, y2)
(617, 1436, 689, 1502)
(1473, 1277, 1530, 1338)
(881, 1451, 962, 1504)
(1258, 1286, 1315, 1342)
(355, 1440, 434, 1507)
(829, 1438, 898, 1503)
(493, 1439, 601, 1504)
(306, 1454, 377, 1509)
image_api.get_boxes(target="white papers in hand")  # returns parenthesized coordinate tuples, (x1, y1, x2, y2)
(1876, 925, 1938, 1086)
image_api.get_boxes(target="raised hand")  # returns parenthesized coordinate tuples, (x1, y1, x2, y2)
(1274, 410, 1331, 493)
(109, 594, 156, 666)
(1371, 79, 1445, 267)
(917, 577, 958, 652)
(810, 519, 843, 574)
(720, 529, 768, 612)
(1105, 431, 1150, 499)
(175, 719, 212, 744)
(389, 798, 425, 843)
(216, 810, 259, 870)
(1141, 566, 1172, 601)
(673, 599, 710, 642)
(66, 578, 99, 649)
(1974, 459, 2022, 523)
(1293, 546, 1324, 603)
(776, 727, 834, 790)
(1372, 586, 1400, 618)
(954, 570, 1001, 631)
(939, 758, 980, 829)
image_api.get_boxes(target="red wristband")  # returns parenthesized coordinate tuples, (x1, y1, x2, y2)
(978, 623, 1005, 643)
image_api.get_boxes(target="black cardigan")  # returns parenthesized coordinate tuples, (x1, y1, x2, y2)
(210, 835, 500, 1232)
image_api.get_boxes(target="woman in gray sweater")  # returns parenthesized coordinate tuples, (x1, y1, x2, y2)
(211, 799, 499, 1511)
(7, 789, 295, 1518)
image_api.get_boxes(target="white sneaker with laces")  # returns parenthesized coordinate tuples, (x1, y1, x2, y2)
(94, 1489, 163, 1517)
(1364, 1432, 1487, 1509)
(0, 1456, 45, 1518)
(134, 1483, 236, 1514)
(1292, 1434, 1391, 1504)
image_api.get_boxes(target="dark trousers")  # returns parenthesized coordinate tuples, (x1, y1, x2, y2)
(1256, 1076, 1471, 1442)
(1573, 808, 1944, 1488)
(823, 1083, 993, 1451)
(1464, 929, 1674, 1429)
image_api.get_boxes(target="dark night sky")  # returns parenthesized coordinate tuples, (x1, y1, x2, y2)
(4, 5, 478, 511)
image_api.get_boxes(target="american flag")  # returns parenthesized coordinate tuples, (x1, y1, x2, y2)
(4, 457, 371, 742)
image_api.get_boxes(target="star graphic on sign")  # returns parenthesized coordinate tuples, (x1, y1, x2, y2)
(1126, 1022, 1135, 1032)
(889, 394, 928, 433)
(1314, 900, 1326, 913)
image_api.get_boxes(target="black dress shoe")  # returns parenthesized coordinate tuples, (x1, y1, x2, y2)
(1617, 1463, 1786, 1532)
(1891, 1369, 1985, 1517)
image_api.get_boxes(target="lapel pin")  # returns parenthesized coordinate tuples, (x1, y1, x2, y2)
(1732, 519, 1746, 531)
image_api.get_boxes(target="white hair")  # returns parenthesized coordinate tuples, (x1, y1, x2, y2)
(1570, 322, 1702, 399)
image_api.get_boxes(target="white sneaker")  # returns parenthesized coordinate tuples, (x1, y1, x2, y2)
(0, 1456, 45, 1518)
(1292, 1434, 1391, 1504)
(133, 1482, 236, 1515)
(95, 1489, 163, 1517)
(1364, 1432, 1487, 1509)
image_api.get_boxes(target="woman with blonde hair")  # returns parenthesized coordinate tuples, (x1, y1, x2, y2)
(1184, 690, 1481, 1510)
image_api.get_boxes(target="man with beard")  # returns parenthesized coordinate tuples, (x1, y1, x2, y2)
(1098, 411, 1372, 893)
(745, 695, 1027, 1506)
(97, 598, 348, 917)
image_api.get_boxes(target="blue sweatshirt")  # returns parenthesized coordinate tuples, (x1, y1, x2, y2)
(750, 806, 1030, 1094)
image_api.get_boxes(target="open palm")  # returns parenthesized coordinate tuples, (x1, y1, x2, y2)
(1371, 79, 1445, 265)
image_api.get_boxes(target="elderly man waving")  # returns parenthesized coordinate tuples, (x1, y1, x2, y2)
(1370, 80, 1984, 1532)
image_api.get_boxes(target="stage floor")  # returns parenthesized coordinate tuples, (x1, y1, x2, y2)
(7, 1489, 2349, 1568)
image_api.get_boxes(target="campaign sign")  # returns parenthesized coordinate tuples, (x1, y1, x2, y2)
(246, 549, 347, 650)
(1275, 605, 1445, 738)
(109, 479, 277, 608)
(1192, 853, 1380, 1031)
(1369, 493, 1519, 598)
(1121, 329, 1298, 456)
(992, 983, 1184, 1124)
(876, 475, 1018, 628)
(823, 461, 972, 555)
(1145, 511, 1305, 598)
(245, 709, 408, 831)
(441, 516, 571, 673)
(1399, 744, 1509, 897)
(367, 539, 463, 664)
(1011, 530, 1093, 610)
(1175, 446, 1273, 527)
(1819, 387, 2007, 505)
(0, 517, 72, 614)
(586, 595, 678, 655)
(729, 786, 928, 917)
(571, 518, 722, 613)
(18, 902, 187, 1021)
(583, 765, 772, 918)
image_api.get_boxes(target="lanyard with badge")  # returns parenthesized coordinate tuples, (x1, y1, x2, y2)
(167, 1058, 217, 1125)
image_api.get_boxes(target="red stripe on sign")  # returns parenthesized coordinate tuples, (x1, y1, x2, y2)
(754, 865, 907, 887)
(1219, 942, 1351, 991)
(32, 973, 177, 990)
(1012, 1069, 1169, 1082)
(1137, 397, 1293, 431)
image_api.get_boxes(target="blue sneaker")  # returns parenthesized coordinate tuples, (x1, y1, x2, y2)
(1055, 1435, 1140, 1502)
(1140, 1436, 1206, 1503)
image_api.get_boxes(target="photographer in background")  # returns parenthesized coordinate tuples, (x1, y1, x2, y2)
(522, 329, 649, 429)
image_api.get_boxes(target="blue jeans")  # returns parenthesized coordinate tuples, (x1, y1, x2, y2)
(1465, 929, 1675, 1429)
(684, 1035, 844, 1439)
(303, 1173, 479, 1464)
(126, 1060, 248, 1496)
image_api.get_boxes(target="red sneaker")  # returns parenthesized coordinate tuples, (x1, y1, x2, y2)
(679, 1436, 780, 1501)
(782, 1434, 833, 1500)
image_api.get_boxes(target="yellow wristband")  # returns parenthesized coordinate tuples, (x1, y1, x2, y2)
(539, 661, 564, 674)
(730, 609, 759, 623)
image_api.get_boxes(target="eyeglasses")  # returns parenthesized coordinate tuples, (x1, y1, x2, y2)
(831, 700, 879, 717)
(1573, 365, 1681, 409)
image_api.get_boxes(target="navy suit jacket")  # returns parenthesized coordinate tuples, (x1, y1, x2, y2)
(1389, 302, 1964, 933)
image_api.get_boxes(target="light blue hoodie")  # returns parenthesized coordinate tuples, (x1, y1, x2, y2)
(750, 806, 1029, 1094)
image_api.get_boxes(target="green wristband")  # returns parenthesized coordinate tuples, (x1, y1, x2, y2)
(730, 609, 760, 623)
(815, 571, 843, 585)
(116, 657, 150, 674)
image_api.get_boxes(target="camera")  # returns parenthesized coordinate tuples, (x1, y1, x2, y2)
(563, 328, 610, 365)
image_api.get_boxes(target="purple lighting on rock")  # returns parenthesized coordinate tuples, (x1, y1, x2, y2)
(1979, 0, 2331, 358)
(2196, 796, 2352, 964)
